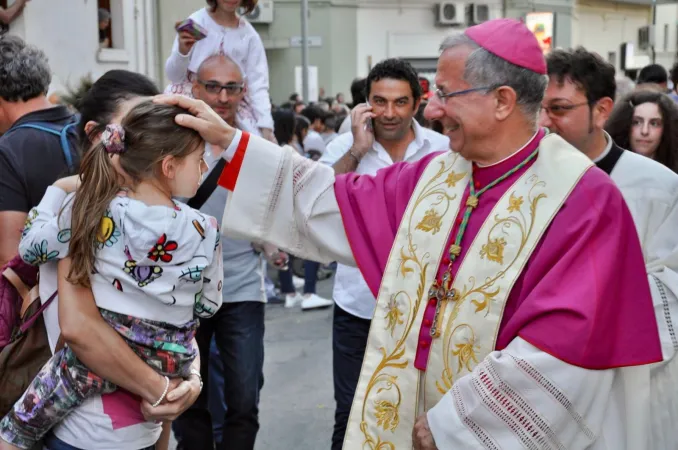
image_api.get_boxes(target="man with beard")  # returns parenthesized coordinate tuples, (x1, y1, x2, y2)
(540, 47, 678, 449)
(172, 53, 267, 450)
(161, 19, 661, 449)
(319, 57, 449, 450)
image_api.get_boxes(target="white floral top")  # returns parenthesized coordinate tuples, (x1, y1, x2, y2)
(20, 187, 223, 325)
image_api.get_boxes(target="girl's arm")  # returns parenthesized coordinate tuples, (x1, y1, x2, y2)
(245, 31, 274, 132)
(165, 33, 193, 84)
(18, 186, 73, 267)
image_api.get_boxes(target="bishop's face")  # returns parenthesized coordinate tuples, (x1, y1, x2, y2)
(424, 47, 498, 162)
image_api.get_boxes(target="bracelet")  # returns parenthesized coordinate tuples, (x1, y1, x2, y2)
(348, 149, 362, 164)
(152, 376, 170, 408)
(189, 368, 203, 392)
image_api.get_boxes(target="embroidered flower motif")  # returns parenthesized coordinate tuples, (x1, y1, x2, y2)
(480, 237, 506, 265)
(507, 192, 524, 213)
(148, 234, 179, 263)
(453, 337, 480, 373)
(123, 246, 163, 287)
(57, 229, 71, 243)
(179, 266, 205, 283)
(21, 209, 38, 237)
(23, 240, 59, 265)
(385, 295, 404, 336)
(445, 170, 465, 187)
(193, 219, 206, 239)
(96, 211, 120, 249)
(374, 400, 399, 432)
(112, 279, 123, 292)
(416, 208, 442, 234)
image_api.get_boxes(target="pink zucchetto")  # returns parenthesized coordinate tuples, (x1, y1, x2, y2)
(464, 18, 547, 75)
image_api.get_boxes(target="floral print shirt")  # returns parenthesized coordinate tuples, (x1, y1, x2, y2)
(20, 187, 223, 325)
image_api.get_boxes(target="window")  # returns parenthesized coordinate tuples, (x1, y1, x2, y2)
(97, 0, 124, 49)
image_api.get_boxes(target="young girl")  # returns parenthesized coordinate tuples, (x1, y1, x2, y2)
(165, 0, 275, 142)
(0, 101, 223, 450)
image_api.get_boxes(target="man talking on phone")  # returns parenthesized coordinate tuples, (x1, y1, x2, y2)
(318, 58, 449, 450)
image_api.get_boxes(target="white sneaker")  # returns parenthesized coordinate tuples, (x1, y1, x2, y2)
(301, 293, 333, 310)
(285, 293, 302, 308)
(292, 275, 305, 289)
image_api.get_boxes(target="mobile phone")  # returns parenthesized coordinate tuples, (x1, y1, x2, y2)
(175, 18, 208, 40)
(364, 101, 374, 132)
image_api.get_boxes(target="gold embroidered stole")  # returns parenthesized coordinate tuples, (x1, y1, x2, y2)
(342, 135, 593, 449)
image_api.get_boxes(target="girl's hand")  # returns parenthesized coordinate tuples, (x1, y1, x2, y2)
(53, 175, 80, 193)
(177, 30, 197, 56)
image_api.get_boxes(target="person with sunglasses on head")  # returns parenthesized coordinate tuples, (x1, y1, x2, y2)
(164, 0, 276, 144)
(540, 47, 678, 450)
(159, 19, 662, 449)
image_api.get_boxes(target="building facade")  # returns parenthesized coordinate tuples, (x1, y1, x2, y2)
(10, 0, 160, 96)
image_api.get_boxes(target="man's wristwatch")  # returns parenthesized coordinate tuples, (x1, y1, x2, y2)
(189, 368, 203, 391)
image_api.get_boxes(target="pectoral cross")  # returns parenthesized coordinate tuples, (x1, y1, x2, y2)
(428, 272, 459, 338)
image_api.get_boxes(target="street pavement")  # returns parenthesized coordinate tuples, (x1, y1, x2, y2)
(170, 276, 336, 450)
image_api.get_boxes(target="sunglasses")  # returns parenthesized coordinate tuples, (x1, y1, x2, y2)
(198, 79, 245, 96)
(541, 102, 589, 117)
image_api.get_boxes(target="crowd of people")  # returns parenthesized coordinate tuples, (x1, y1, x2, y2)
(0, 1, 678, 450)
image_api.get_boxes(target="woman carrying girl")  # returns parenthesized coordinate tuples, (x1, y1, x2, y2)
(0, 101, 223, 449)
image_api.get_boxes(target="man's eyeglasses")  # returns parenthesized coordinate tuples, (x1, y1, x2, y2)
(434, 85, 496, 101)
(198, 79, 245, 96)
(541, 102, 589, 117)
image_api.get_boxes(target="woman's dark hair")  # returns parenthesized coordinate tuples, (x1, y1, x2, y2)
(75, 70, 159, 148)
(605, 90, 678, 173)
(273, 108, 295, 145)
(295, 115, 310, 151)
(207, 0, 257, 14)
(69, 102, 203, 286)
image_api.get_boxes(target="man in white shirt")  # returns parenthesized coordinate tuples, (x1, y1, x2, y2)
(540, 47, 678, 449)
(319, 58, 449, 450)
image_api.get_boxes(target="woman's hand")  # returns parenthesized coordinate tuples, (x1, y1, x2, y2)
(154, 94, 236, 149)
(53, 175, 80, 193)
(140, 375, 201, 422)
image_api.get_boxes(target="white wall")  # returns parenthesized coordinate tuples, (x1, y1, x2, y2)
(8, 0, 159, 95)
(572, 0, 651, 71)
(356, 2, 502, 78)
(653, 4, 678, 71)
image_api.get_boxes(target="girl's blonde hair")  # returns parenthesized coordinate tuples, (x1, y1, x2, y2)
(67, 101, 203, 286)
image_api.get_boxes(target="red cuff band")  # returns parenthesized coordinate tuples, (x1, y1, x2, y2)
(218, 131, 251, 191)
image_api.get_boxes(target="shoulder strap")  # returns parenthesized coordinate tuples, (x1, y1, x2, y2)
(10, 121, 76, 172)
(188, 158, 227, 210)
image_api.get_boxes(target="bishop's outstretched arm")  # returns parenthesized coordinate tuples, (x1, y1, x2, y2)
(218, 130, 357, 266)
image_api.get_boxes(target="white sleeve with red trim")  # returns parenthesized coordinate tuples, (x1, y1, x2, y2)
(219, 131, 356, 266)
(427, 337, 650, 450)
